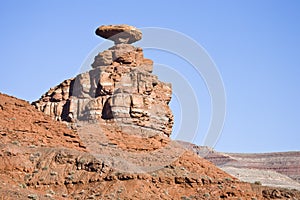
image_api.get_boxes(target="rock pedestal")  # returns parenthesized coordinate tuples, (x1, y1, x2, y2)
(33, 25, 173, 137)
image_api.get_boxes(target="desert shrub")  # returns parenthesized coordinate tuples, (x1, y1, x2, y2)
(254, 181, 262, 185)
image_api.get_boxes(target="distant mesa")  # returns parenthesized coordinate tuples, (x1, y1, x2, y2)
(95, 24, 142, 44)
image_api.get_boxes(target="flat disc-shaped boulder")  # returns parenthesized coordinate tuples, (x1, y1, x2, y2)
(96, 24, 142, 44)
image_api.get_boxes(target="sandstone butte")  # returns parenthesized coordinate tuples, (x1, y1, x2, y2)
(0, 24, 299, 199)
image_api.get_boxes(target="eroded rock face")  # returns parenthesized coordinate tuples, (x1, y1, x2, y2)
(32, 26, 173, 137)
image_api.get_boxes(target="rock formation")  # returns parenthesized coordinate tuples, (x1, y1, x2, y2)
(1, 24, 300, 199)
(95, 24, 142, 44)
(33, 24, 173, 139)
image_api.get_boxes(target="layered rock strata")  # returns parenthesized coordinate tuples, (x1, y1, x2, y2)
(33, 25, 173, 138)
(179, 141, 300, 190)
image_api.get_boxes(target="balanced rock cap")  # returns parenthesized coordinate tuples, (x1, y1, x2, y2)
(95, 24, 142, 44)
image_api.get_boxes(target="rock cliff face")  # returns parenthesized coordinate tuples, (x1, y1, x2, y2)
(33, 25, 173, 138)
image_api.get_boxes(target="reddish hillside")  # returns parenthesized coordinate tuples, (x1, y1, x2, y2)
(1, 93, 300, 199)
(0, 93, 85, 151)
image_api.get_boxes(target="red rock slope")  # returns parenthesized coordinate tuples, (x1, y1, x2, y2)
(1, 92, 300, 199)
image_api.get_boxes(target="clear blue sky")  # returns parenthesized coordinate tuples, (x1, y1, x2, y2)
(1, 0, 300, 153)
